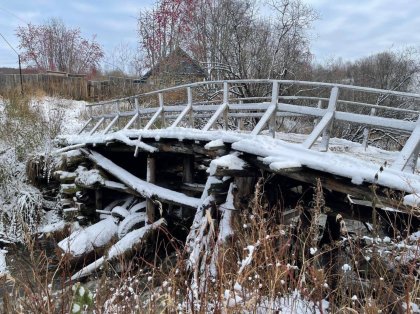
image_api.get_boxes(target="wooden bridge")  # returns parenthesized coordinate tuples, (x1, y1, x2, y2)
(52, 79, 420, 280)
(54, 80, 420, 229)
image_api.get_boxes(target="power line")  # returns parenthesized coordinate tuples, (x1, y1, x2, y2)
(0, 6, 28, 24)
(0, 32, 19, 56)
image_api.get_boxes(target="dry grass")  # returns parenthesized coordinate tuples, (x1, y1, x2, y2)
(2, 177, 419, 313)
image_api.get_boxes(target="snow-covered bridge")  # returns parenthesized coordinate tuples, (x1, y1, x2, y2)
(51, 79, 420, 280)
(56, 80, 420, 226)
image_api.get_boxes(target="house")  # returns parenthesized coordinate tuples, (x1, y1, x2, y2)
(141, 47, 206, 87)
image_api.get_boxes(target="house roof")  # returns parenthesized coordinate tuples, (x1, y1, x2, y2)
(141, 47, 206, 81)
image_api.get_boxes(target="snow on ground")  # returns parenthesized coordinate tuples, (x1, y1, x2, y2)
(0, 95, 88, 244)
(32, 97, 87, 136)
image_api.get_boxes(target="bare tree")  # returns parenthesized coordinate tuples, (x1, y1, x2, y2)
(104, 41, 142, 77)
(16, 18, 104, 74)
(311, 49, 420, 148)
(137, 0, 317, 95)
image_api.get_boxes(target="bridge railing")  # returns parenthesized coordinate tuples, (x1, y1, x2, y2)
(79, 79, 420, 173)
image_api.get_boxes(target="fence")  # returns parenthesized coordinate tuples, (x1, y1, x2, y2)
(0, 73, 88, 100)
(0, 73, 146, 101)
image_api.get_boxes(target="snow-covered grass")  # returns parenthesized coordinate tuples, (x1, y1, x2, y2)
(0, 90, 87, 243)
(2, 176, 420, 313)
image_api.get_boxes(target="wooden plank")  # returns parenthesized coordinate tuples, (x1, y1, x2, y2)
(80, 149, 201, 208)
(103, 115, 119, 134)
(250, 103, 277, 135)
(203, 102, 228, 131)
(302, 86, 338, 150)
(171, 103, 192, 127)
(89, 117, 105, 135)
(123, 112, 139, 130)
(273, 167, 410, 211)
(78, 118, 93, 134)
(144, 107, 163, 130)
(302, 111, 334, 149)
(147, 156, 156, 222)
(391, 116, 420, 172)
(335, 111, 415, 132)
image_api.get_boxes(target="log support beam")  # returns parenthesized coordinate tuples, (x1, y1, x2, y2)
(147, 155, 156, 223)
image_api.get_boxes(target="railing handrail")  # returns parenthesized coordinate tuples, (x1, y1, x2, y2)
(86, 79, 420, 108)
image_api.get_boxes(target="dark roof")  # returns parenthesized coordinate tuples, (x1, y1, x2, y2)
(142, 47, 206, 81)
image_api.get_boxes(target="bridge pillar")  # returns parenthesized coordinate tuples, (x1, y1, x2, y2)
(146, 155, 156, 223)
(183, 155, 194, 183)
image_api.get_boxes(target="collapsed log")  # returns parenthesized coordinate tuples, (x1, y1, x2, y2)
(70, 218, 165, 281)
(80, 148, 202, 208)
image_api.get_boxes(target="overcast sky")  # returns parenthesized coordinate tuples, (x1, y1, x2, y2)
(1, 0, 420, 69)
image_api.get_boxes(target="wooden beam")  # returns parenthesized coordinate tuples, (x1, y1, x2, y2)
(80, 149, 201, 209)
(203, 102, 228, 131)
(147, 155, 156, 223)
(391, 116, 420, 173)
(183, 155, 194, 183)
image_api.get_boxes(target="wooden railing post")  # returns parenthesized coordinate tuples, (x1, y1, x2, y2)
(391, 116, 420, 173)
(320, 86, 339, 151)
(314, 100, 323, 126)
(238, 99, 244, 131)
(159, 92, 165, 128)
(146, 155, 156, 223)
(250, 81, 278, 136)
(362, 108, 376, 150)
(188, 87, 194, 128)
(269, 81, 279, 138)
(223, 81, 229, 130)
(135, 97, 141, 129)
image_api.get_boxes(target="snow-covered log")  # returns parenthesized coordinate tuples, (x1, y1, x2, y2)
(80, 149, 201, 208)
(70, 218, 165, 281)
(58, 217, 118, 257)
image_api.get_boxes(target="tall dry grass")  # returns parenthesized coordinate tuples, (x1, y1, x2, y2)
(1, 177, 418, 313)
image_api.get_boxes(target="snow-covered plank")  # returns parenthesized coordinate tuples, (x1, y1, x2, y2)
(335, 111, 415, 132)
(78, 118, 93, 134)
(89, 117, 105, 135)
(391, 117, 420, 172)
(52, 144, 85, 155)
(302, 111, 334, 149)
(208, 152, 247, 176)
(144, 107, 163, 130)
(203, 102, 228, 131)
(58, 217, 118, 257)
(232, 136, 420, 195)
(250, 103, 277, 135)
(171, 103, 192, 128)
(123, 112, 139, 130)
(269, 160, 302, 171)
(103, 115, 119, 134)
(81, 149, 201, 208)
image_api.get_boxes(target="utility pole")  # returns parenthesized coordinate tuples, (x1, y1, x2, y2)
(18, 54, 23, 94)
(0, 32, 24, 94)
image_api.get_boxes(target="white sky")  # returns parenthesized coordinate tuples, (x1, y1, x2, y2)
(0, 0, 420, 69)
